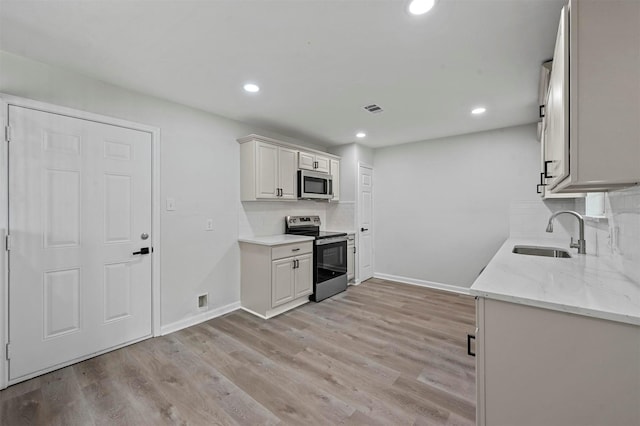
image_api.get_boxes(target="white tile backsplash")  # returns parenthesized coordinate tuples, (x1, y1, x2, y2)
(239, 201, 327, 237)
(326, 201, 356, 232)
(585, 186, 640, 283)
(239, 200, 356, 237)
(516, 187, 640, 284)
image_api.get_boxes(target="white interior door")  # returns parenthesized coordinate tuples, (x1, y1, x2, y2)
(8, 106, 153, 381)
(358, 164, 373, 281)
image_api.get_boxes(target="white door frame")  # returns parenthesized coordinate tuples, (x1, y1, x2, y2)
(0, 94, 162, 389)
(356, 162, 373, 281)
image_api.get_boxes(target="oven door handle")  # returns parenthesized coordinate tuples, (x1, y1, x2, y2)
(315, 236, 348, 246)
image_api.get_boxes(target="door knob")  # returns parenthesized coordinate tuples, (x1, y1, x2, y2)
(133, 247, 150, 255)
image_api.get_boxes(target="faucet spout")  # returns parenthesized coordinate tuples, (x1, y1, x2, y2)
(545, 221, 554, 233)
(545, 210, 586, 254)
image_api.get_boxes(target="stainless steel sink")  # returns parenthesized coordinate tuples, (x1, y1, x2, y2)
(512, 245, 571, 258)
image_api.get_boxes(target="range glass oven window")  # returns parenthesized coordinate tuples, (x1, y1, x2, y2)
(316, 240, 347, 284)
(304, 176, 328, 195)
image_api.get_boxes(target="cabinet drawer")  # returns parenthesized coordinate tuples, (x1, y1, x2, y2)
(271, 241, 312, 260)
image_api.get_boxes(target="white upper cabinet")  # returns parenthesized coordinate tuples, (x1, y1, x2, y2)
(240, 138, 297, 201)
(298, 151, 330, 174)
(545, 7, 569, 190)
(278, 146, 298, 199)
(539, 89, 584, 199)
(330, 158, 340, 201)
(545, 0, 640, 193)
(238, 134, 340, 201)
(254, 141, 279, 199)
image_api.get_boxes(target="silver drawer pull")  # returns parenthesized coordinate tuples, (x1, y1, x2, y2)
(292, 248, 301, 252)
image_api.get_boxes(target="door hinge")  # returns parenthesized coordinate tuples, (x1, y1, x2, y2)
(5, 235, 11, 251)
(5, 125, 11, 143)
(5, 343, 11, 360)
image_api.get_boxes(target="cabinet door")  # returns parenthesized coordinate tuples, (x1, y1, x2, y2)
(347, 243, 355, 281)
(255, 142, 278, 199)
(315, 155, 330, 173)
(545, 6, 570, 190)
(293, 254, 313, 298)
(298, 152, 315, 171)
(272, 258, 294, 307)
(330, 159, 340, 201)
(278, 147, 298, 199)
(481, 298, 640, 426)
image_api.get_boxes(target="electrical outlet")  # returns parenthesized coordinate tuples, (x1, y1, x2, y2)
(198, 294, 208, 309)
(166, 198, 176, 211)
(205, 219, 214, 231)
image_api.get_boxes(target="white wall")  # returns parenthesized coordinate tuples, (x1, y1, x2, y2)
(373, 124, 541, 288)
(0, 51, 325, 333)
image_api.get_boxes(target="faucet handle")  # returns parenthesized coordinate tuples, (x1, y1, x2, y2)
(570, 237, 579, 249)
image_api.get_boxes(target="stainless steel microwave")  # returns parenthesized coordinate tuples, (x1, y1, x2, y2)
(298, 170, 333, 200)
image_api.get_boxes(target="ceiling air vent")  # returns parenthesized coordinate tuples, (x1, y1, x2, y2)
(363, 104, 383, 114)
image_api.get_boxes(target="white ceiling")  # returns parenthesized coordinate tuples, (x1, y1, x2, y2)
(0, 0, 565, 148)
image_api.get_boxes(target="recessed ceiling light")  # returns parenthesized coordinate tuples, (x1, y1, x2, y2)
(356, 132, 366, 138)
(471, 107, 487, 115)
(243, 83, 260, 93)
(408, 0, 436, 15)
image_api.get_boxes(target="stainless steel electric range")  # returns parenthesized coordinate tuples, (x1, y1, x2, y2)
(285, 216, 348, 302)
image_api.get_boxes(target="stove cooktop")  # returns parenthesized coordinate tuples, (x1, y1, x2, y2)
(285, 216, 347, 239)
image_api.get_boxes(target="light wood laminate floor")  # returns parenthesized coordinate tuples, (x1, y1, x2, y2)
(0, 278, 476, 425)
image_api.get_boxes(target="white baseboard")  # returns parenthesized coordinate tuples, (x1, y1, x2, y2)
(160, 301, 241, 336)
(373, 273, 471, 296)
(240, 306, 267, 320)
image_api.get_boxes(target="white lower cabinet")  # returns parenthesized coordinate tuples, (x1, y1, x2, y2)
(271, 253, 312, 307)
(475, 297, 640, 426)
(347, 234, 355, 283)
(240, 240, 313, 318)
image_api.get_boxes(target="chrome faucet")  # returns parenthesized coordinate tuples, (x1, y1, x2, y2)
(546, 210, 586, 254)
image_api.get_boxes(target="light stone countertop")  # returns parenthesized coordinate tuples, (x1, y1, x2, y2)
(470, 238, 640, 326)
(238, 234, 314, 246)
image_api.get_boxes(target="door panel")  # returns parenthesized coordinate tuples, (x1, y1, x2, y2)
(8, 106, 153, 381)
(43, 268, 81, 338)
(272, 258, 294, 307)
(358, 165, 373, 280)
(298, 152, 315, 171)
(545, 7, 570, 189)
(256, 141, 278, 198)
(330, 159, 340, 201)
(278, 147, 297, 199)
(314, 155, 330, 173)
(294, 254, 313, 298)
(104, 262, 132, 322)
